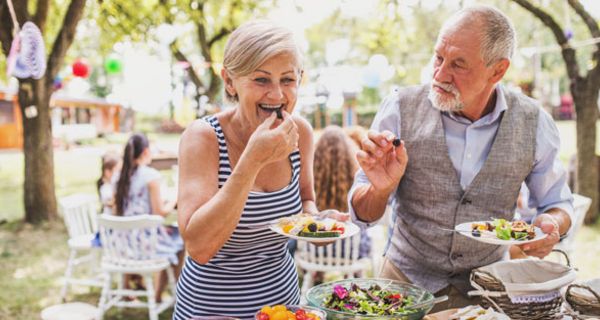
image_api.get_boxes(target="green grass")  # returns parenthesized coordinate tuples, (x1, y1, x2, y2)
(0, 221, 173, 319)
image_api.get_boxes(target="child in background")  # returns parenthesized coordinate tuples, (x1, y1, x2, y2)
(115, 133, 183, 302)
(97, 153, 121, 215)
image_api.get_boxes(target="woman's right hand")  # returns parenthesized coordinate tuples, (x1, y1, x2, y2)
(245, 111, 299, 167)
(356, 130, 408, 194)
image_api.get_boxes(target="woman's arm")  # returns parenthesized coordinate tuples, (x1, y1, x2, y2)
(294, 115, 318, 215)
(179, 113, 299, 264)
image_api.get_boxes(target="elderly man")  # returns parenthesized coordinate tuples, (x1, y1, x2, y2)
(349, 5, 573, 310)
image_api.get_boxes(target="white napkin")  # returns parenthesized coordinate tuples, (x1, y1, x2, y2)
(449, 305, 510, 320)
(471, 258, 576, 303)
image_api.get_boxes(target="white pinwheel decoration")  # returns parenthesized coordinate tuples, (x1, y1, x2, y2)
(6, 21, 47, 80)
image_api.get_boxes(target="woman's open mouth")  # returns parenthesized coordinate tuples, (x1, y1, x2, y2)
(258, 104, 285, 118)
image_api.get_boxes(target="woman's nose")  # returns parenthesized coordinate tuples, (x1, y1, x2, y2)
(267, 84, 284, 100)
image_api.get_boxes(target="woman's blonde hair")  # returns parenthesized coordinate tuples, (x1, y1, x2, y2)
(314, 126, 358, 212)
(222, 20, 303, 103)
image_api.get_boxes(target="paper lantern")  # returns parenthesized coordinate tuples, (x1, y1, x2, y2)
(72, 59, 89, 78)
(52, 76, 63, 90)
(565, 29, 574, 40)
(7, 22, 47, 79)
(104, 57, 123, 74)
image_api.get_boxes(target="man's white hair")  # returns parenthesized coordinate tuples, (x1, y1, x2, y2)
(441, 5, 516, 66)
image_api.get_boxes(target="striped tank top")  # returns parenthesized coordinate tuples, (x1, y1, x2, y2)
(174, 116, 302, 320)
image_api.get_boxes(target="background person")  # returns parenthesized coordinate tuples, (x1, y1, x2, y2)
(114, 133, 183, 302)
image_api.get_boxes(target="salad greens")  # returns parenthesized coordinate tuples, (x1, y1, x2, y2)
(492, 219, 512, 240)
(323, 283, 416, 315)
(491, 219, 530, 241)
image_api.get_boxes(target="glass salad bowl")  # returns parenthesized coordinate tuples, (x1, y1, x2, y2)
(305, 278, 438, 320)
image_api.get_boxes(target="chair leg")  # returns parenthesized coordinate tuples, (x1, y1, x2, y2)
(167, 266, 177, 301)
(300, 271, 313, 304)
(117, 273, 124, 295)
(144, 274, 158, 320)
(61, 249, 77, 302)
(97, 272, 111, 320)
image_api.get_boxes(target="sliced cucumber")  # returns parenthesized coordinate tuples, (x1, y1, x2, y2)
(298, 231, 341, 238)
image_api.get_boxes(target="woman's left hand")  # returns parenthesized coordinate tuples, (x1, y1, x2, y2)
(317, 209, 349, 222)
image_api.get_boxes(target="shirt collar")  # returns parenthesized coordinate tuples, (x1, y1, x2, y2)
(443, 84, 507, 126)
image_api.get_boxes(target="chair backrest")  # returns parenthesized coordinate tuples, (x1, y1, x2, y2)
(59, 193, 100, 239)
(295, 232, 365, 272)
(567, 194, 592, 242)
(97, 214, 165, 267)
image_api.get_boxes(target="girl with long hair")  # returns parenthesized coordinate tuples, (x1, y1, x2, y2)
(115, 133, 183, 302)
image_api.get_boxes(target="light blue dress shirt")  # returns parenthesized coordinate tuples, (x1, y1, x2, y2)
(349, 85, 574, 228)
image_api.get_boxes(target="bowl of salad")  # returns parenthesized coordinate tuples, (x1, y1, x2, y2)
(305, 278, 436, 319)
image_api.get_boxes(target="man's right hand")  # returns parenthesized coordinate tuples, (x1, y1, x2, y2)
(356, 130, 408, 194)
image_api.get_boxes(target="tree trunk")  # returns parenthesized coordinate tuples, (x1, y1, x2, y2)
(18, 79, 57, 224)
(573, 81, 599, 224)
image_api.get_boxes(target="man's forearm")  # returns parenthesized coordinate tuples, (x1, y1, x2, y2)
(351, 184, 392, 223)
(544, 207, 572, 236)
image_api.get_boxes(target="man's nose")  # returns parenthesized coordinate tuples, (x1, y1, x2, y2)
(433, 62, 452, 83)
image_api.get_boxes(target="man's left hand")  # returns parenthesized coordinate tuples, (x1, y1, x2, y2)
(518, 213, 560, 258)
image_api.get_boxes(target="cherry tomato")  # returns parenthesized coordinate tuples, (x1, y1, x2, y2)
(260, 306, 274, 317)
(271, 310, 288, 320)
(257, 312, 270, 320)
(272, 305, 287, 312)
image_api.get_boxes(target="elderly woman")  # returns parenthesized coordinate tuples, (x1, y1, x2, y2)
(174, 20, 335, 319)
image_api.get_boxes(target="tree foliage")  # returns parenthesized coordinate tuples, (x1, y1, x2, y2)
(95, 0, 271, 110)
(510, 0, 600, 224)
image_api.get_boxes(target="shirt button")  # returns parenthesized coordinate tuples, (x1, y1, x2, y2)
(466, 153, 472, 159)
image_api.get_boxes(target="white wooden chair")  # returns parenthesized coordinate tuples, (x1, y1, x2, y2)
(96, 214, 175, 320)
(59, 193, 104, 301)
(555, 193, 592, 257)
(294, 232, 371, 301)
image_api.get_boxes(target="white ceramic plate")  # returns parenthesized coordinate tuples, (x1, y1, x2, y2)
(269, 219, 360, 243)
(455, 221, 547, 245)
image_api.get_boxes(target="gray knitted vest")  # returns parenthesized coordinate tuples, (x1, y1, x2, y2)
(387, 84, 539, 294)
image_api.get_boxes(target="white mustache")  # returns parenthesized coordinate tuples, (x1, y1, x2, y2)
(431, 81, 459, 96)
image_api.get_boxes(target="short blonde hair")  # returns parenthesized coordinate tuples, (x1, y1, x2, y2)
(223, 20, 303, 103)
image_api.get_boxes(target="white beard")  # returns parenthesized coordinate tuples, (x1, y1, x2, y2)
(428, 81, 464, 112)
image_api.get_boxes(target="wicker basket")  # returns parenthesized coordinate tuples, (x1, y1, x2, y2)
(565, 281, 600, 318)
(469, 250, 572, 320)
(471, 269, 563, 320)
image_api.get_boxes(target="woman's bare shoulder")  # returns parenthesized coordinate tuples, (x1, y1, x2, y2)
(179, 118, 218, 152)
(292, 114, 313, 136)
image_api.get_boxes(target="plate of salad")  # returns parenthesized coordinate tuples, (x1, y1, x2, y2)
(455, 218, 547, 246)
(269, 213, 359, 243)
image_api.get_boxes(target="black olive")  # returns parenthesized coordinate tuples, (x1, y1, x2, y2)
(308, 222, 317, 232)
(472, 229, 481, 237)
